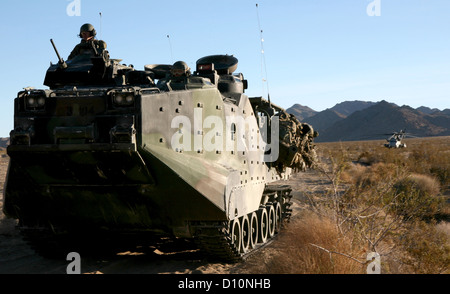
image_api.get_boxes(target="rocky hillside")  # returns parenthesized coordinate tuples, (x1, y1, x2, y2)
(290, 100, 449, 142)
(0, 138, 8, 149)
(328, 101, 376, 117)
(286, 104, 317, 121)
(302, 109, 346, 133)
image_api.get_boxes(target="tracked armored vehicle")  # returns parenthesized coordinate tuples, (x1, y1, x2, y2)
(3, 43, 317, 261)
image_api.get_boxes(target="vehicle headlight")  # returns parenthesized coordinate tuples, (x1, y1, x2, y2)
(25, 95, 46, 110)
(27, 97, 36, 106)
(37, 97, 46, 106)
(112, 93, 135, 107)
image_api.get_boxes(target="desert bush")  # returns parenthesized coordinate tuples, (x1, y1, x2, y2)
(324, 137, 450, 193)
(398, 221, 450, 274)
(353, 163, 400, 188)
(356, 151, 379, 166)
(247, 138, 449, 274)
(302, 140, 449, 273)
(340, 163, 366, 185)
(392, 173, 442, 220)
(430, 165, 449, 187)
(337, 163, 409, 253)
(242, 211, 366, 274)
(407, 173, 441, 196)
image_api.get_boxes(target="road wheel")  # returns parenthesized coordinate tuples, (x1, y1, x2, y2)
(249, 212, 258, 249)
(274, 202, 282, 233)
(258, 207, 268, 244)
(240, 215, 250, 253)
(230, 218, 241, 253)
(267, 204, 275, 238)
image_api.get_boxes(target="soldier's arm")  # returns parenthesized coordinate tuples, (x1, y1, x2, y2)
(67, 44, 80, 60)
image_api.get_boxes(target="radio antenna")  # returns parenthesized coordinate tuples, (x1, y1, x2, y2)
(99, 12, 103, 39)
(167, 35, 174, 63)
(256, 3, 271, 104)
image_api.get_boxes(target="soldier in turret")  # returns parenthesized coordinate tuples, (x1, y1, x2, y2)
(158, 61, 213, 91)
(68, 23, 107, 60)
(170, 61, 191, 78)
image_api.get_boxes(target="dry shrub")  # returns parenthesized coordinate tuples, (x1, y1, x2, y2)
(341, 162, 403, 192)
(306, 138, 450, 273)
(430, 165, 449, 187)
(393, 173, 442, 220)
(436, 222, 450, 238)
(407, 173, 441, 196)
(243, 212, 365, 274)
(398, 221, 450, 274)
(342, 162, 442, 221)
(340, 163, 366, 184)
(356, 151, 379, 166)
(354, 162, 400, 188)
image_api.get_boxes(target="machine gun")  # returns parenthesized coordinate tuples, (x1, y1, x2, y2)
(50, 39, 67, 69)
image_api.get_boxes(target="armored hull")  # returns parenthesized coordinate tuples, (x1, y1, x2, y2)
(3, 54, 317, 261)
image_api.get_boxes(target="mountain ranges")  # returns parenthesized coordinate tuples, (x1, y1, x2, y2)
(287, 100, 450, 142)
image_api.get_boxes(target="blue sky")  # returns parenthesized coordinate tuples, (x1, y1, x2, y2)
(0, 0, 449, 137)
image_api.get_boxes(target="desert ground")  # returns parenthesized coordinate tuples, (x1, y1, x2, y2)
(0, 137, 448, 274)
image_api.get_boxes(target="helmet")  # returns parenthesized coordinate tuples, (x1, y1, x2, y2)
(171, 61, 190, 77)
(79, 23, 97, 38)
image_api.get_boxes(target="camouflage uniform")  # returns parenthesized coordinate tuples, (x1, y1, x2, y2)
(68, 39, 107, 60)
(67, 23, 107, 60)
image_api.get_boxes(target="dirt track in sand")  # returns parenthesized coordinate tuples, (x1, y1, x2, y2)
(0, 154, 326, 274)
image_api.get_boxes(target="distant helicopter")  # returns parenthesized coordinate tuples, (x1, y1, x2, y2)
(383, 130, 417, 148)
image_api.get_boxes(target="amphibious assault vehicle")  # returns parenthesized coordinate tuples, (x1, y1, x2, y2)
(3, 41, 317, 261)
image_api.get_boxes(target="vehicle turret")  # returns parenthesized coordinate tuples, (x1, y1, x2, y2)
(44, 39, 153, 89)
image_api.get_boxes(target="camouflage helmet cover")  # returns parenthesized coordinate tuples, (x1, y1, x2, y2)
(79, 23, 97, 37)
(171, 61, 191, 77)
(172, 61, 190, 71)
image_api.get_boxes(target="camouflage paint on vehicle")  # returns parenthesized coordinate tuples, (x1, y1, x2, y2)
(3, 50, 317, 260)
